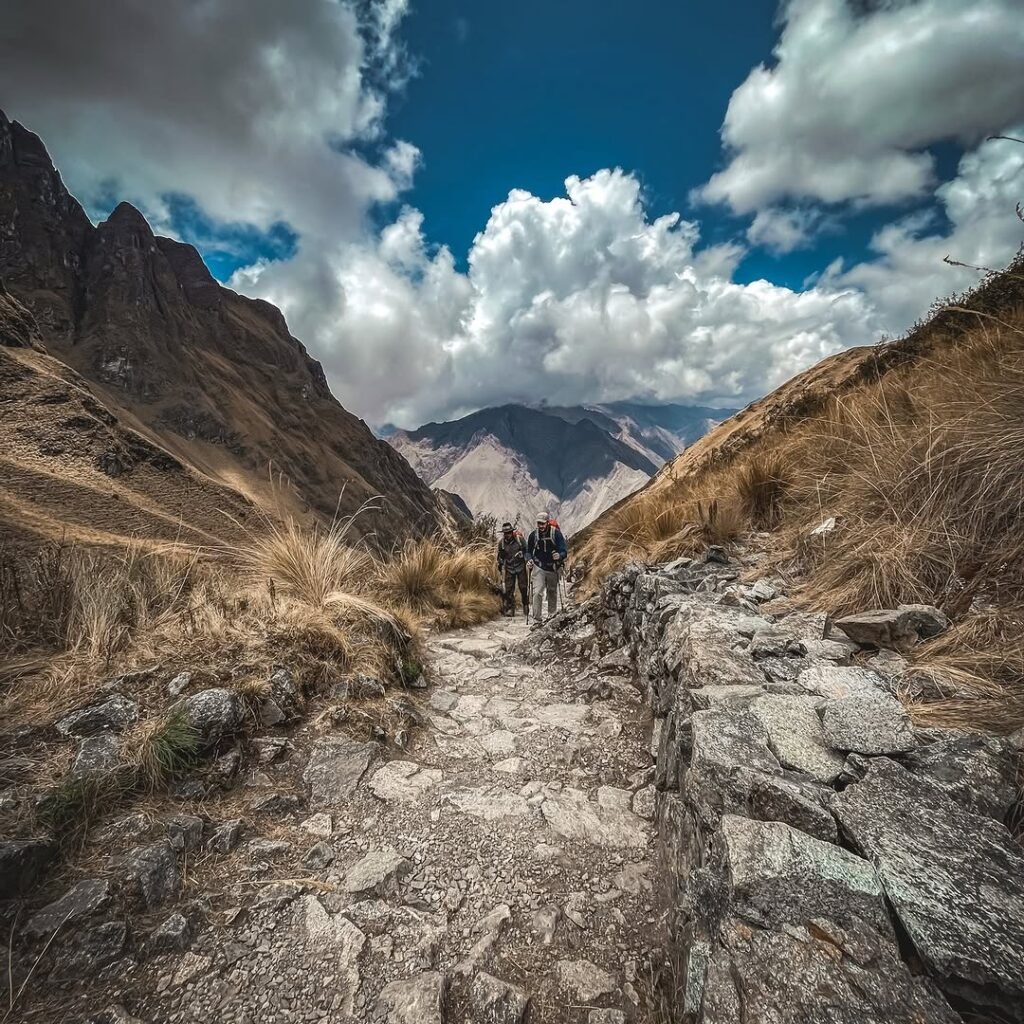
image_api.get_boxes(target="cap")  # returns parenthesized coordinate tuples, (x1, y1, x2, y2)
(536, 511, 549, 522)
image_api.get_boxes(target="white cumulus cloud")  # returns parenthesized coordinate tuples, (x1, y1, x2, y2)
(699, 0, 1024, 215)
(235, 169, 884, 426)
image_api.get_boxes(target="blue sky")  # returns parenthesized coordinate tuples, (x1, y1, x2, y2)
(4, 0, 1022, 425)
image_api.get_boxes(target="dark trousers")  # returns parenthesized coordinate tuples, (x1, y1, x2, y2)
(503, 566, 528, 613)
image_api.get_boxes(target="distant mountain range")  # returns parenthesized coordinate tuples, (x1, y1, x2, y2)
(388, 401, 732, 531)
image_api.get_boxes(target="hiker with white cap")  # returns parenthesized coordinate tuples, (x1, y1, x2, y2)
(527, 511, 567, 624)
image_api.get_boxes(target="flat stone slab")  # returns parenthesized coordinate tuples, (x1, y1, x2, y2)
(446, 786, 531, 821)
(555, 959, 617, 1002)
(821, 691, 915, 755)
(540, 786, 647, 849)
(794, 665, 887, 700)
(375, 971, 447, 1024)
(343, 848, 411, 896)
(469, 971, 529, 1024)
(26, 879, 111, 936)
(750, 695, 845, 783)
(700, 917, 959, 1024)
(298, 897, 365, 1014)
(303, 738, 375, 809)
(717, 815, 890, 934)
(369, 761, 443, 803)
(832, 757, 1024, 1012)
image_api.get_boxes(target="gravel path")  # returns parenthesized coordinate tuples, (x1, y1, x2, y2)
(68, 613, 661, 1024)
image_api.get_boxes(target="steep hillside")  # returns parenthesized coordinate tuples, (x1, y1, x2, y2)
(0, 110, 441, 548)
(578, 257, 1024, 731)
(390, 403, 657, 530)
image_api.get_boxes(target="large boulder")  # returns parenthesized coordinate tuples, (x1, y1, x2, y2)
(832, 757, 1024, 1017)
(181, 688, 242, 747)
(899, 736, 1019, 820)
(698, 917, 959, 1024)
(749, 695, 846, 783)
(834, 605, 949, 649)
(375, 972, 447, 1024)
(116, 841, 181, 908)
(714, 815, 891, 934)
(26, 878, 110, 936)
(56, 695, 138, 737)
(468, 972, 530, 1024)
(684, 710, 838, 842)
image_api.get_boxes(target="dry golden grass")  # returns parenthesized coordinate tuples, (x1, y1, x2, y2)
(378, 537, 500, 629)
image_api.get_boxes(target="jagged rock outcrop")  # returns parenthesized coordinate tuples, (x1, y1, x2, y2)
(598, 556, 1024, 1023)
(0, 109, 442, 543)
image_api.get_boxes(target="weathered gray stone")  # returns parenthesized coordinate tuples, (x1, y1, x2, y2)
(375, 972, 447, 1024)
(832, 757, 1024, 1013)
(208, 819, 242, 853)
(700, 917, 959, 1024)
(298, 897, 366, 1014)
(587, 1012, 626, 1024)
(835, 604, 948, 649)
(716, 815, 890, 934)
(821, 691, 915, 754)
(900, 736, 1018, 820)
(343, 848, 410, 896)
(540, 786, 647, 849)
(167, 671, 192, 697)
(150, 911, 191, 952)
(303, 737, 375, 808)
(26, 878, 110, 936)
(632, 785, 657, 819)
(71, 734, 122, 778)
(182, 688, 242, 746)
(0, 838, 56, 898)
(250, 736, 289, 763)
(675, 613, 769, 688)
(555, 959, 617, 1002)
(164, 814, 204, 851)
(54, 920, 126, 979)
(469, 972, 529, 1024)
(685, 710, 838, 842)
(301, 841, 335, 871)
(56, 695, 138, 737)
(750, 695, 845, 783)
(369, 760, 443, 802)
(117, 841, 180, 908)
(794, 665, 887, 700)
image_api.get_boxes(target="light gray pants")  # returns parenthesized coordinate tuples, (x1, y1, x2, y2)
(531, 565, 558, 620)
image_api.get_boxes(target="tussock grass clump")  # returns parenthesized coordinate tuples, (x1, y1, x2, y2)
(735, 452, 791, 527)
(378, 538, 500, 629)
(227, 503, 375, 610)
(123, 710, 200, 792)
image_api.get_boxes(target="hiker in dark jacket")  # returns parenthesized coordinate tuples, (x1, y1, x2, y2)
(496, 521, 529, 616)
(527, 512, 567, 623)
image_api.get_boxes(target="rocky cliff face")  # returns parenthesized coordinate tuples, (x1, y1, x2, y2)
(0, 110, 441, 545)
(596, 555, 1024, 1023)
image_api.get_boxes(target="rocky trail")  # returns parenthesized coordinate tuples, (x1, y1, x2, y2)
(9, 546, 1024, 1024)
(11, 611, 658, 1024)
